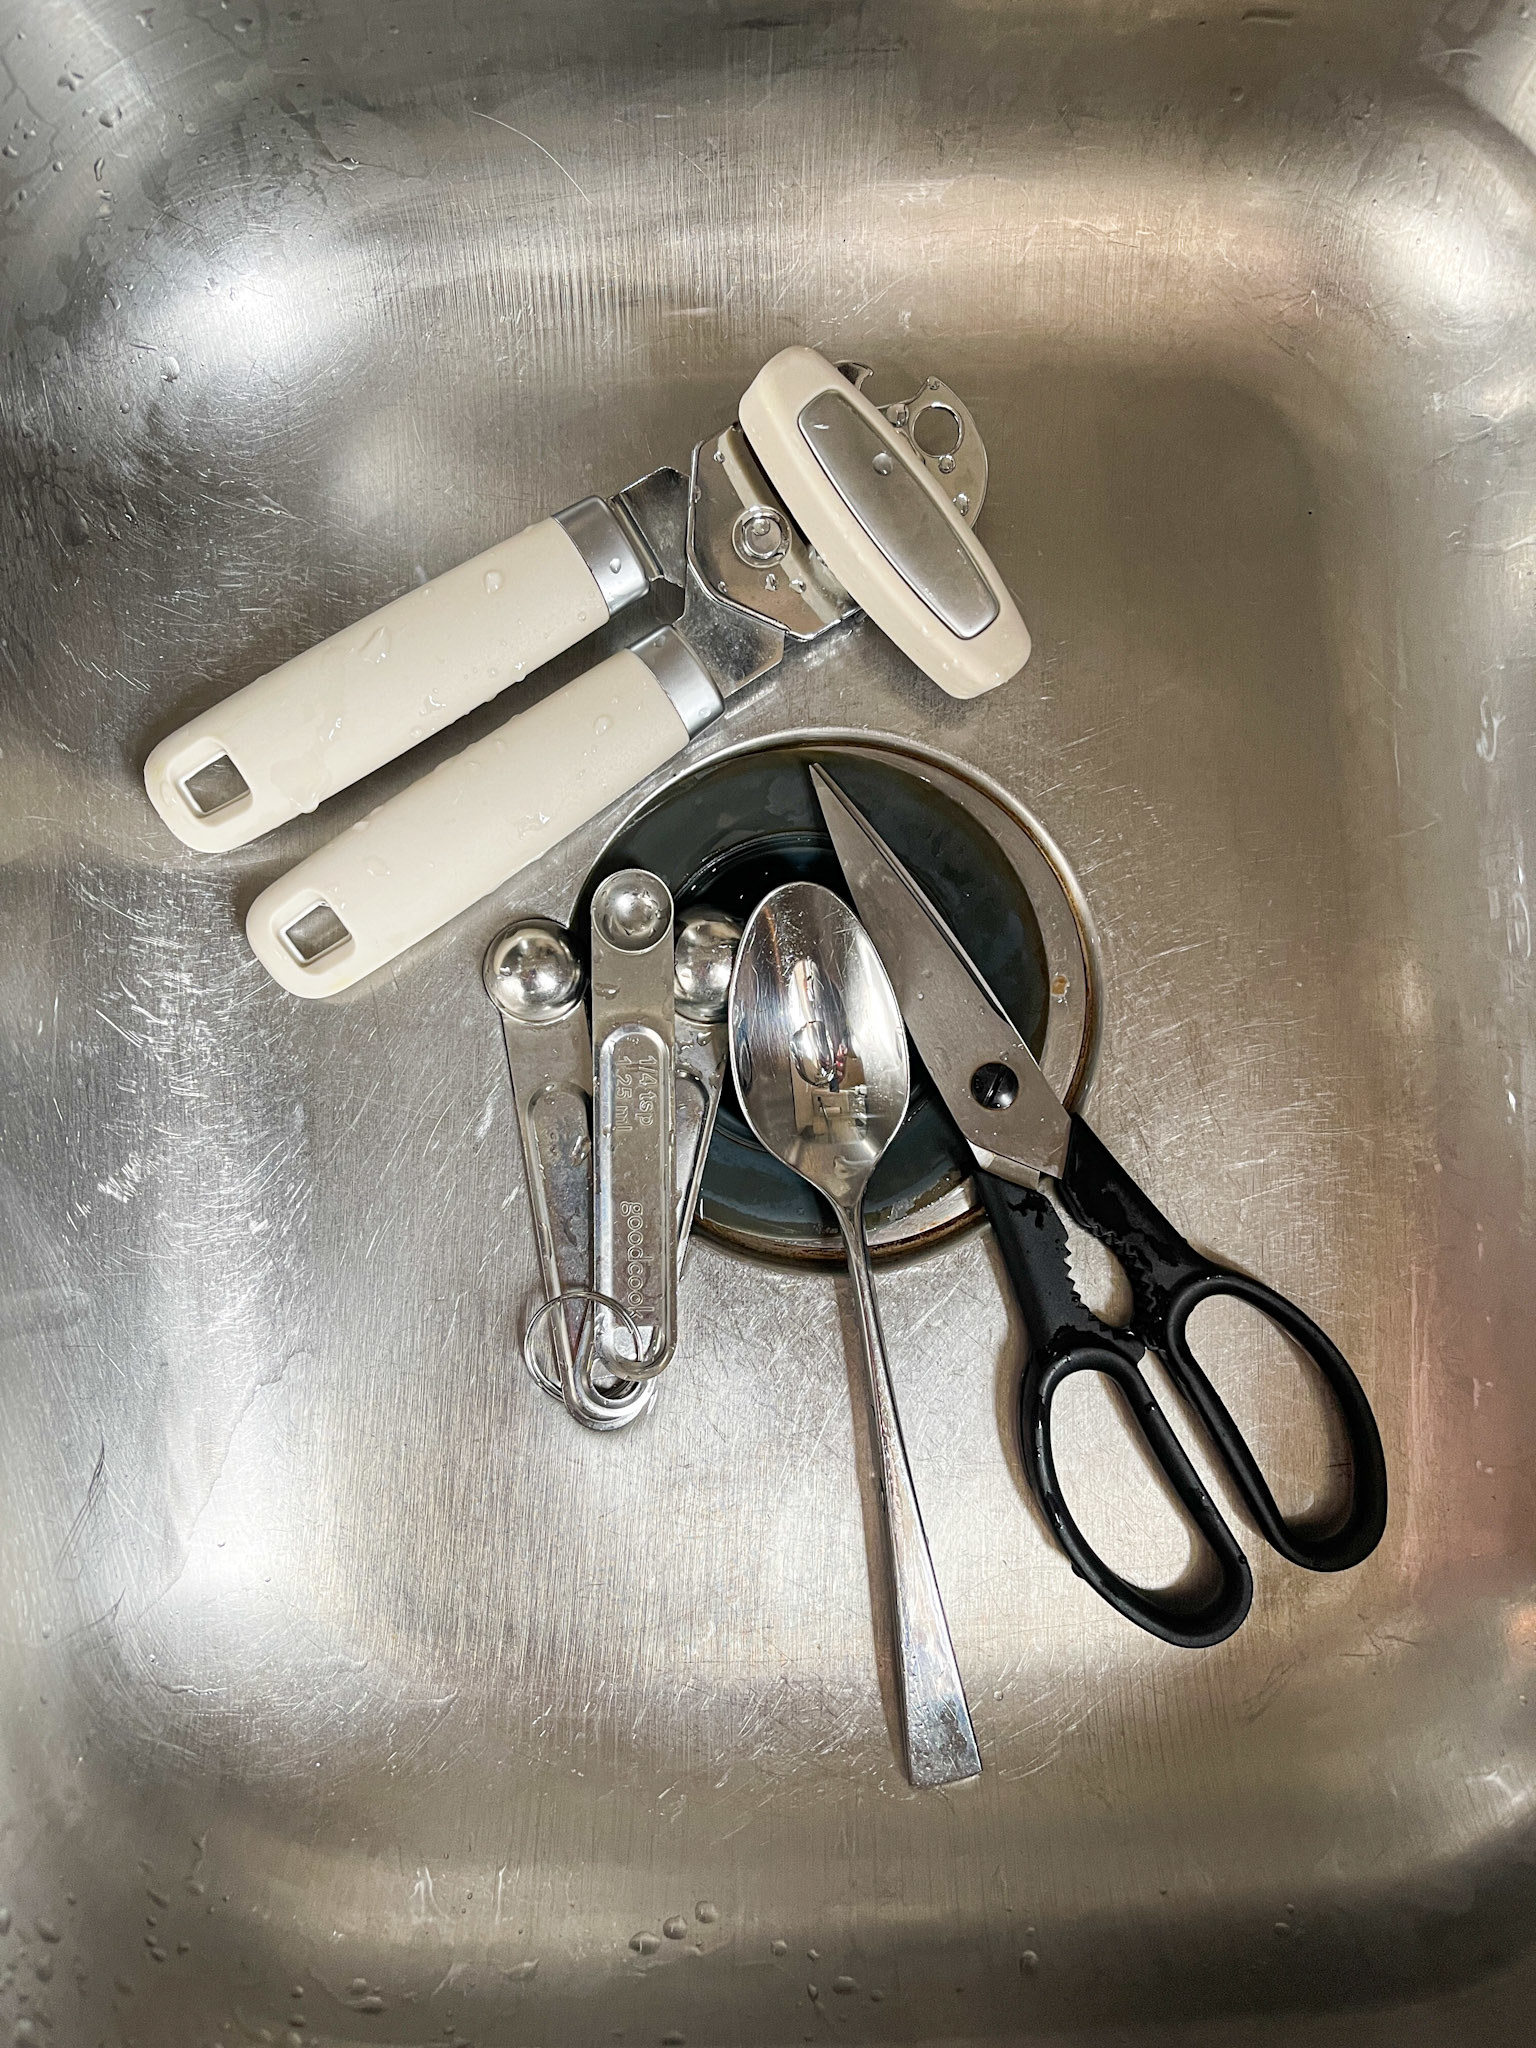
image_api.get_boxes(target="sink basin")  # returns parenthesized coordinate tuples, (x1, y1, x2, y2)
(3, 0, 1534, 2041)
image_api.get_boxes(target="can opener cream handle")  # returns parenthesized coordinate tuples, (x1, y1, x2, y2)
(243, 634, 713, 999)
(144, 499, 651, 852)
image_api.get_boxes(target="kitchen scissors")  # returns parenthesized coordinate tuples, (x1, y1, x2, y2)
(813, 766, 1388, 1649)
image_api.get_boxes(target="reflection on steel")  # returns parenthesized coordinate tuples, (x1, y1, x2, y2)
(1, 0, 1531, 2036)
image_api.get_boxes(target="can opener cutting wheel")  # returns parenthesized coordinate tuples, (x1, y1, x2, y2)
(143, 347, 1030, 997)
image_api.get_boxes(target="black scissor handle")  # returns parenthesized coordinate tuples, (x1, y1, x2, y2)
(980, 1176, 1254, 1649)
(1058, 1117, 1389, 1574)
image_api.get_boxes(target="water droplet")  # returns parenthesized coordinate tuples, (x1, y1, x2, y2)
(32, 1960, 51, 1984)
(594, 715, 612, 737)
(833, 1976, 857, 1995)
(34, 1920, 60, 1944)
(1019, 1950, 1039, 1973)
(355, 1993, 385, 2013)
(99, 108, 121, 128)
(324, 716, 342, 741)
(628, 1932, 659, 1956)
(663, 1917, 687, 1940)
(694, 1901, 718, 1924)
(0, 1909, 11, 1934)
(136, 7, 155, 23)
(769, 1939, 786, 1957)
(363, 858, 389, 878)
(359, 625, 389, 662)
(662, 2035, 684, 2046)
(0, 145, 15, 159)
(608, 556, 623, 574)
(872, 451, 894, 476)
(576, 609, 588, 624)
(62, 507, 91, 547)
(484, 569, 503, 593)
(161, 355, 179, 381)
(349, 1979, 368, 1996)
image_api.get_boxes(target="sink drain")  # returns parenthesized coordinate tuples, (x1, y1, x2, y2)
(582, 737, 1095, 1262)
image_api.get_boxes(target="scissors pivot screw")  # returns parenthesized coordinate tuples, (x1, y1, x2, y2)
(970, 1061, 1020, 1112)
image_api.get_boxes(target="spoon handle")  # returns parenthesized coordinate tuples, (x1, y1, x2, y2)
(839, 1202, 982, 1789)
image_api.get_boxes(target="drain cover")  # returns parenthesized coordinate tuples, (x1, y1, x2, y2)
(582, 738, 1094, 1263)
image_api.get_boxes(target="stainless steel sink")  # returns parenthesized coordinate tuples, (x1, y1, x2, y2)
(3, 1, 1534, 2041)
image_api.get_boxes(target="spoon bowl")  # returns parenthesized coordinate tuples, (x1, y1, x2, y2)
(729, 885, 910, 1204)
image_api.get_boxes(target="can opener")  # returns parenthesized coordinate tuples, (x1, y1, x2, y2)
(144, 347, 1029, 998)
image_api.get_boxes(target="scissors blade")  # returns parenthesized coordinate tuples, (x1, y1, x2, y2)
(810, 766, 1072, 1185)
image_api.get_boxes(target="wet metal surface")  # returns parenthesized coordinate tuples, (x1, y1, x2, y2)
(1, 1, 1534, 2042)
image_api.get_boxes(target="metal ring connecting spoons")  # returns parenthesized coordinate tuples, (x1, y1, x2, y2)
(522, 1286, 648, 1393)
(729, 881, 981, 1788)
